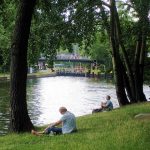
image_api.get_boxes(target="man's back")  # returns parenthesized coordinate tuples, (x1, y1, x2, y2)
(106, 100, 113, 110)
(60, 111, 77, 134)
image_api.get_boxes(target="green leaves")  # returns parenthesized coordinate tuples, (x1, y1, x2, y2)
(0, 0, 16, 71)
(0, 0, 149, 72)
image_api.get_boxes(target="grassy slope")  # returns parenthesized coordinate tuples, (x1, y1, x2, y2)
(0, 102, 150, 150)
(0, 70, 55, 78)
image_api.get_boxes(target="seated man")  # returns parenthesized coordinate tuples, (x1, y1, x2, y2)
(92, 95, 113, 113)
(32, 107, 77, 136)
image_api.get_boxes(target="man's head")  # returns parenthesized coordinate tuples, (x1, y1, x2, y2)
(59, 107, 67, 114)
(106, 95, 111, 100)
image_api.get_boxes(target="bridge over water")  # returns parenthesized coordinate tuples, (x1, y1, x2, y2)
(54, 54, 92, 77)
(53, 53, 109, 78)
(38, 53, 111, 78)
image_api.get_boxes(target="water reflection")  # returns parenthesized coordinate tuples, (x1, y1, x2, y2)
(0, 82, 10, 135)
(0, 77, 150, 135)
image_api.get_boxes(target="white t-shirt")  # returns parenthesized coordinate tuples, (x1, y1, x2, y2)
(60, 111, 77, 134)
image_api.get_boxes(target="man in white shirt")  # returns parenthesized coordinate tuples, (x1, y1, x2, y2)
(31, 107, 77, 136)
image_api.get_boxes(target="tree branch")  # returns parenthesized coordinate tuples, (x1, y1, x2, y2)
(101, 1, 111, 8)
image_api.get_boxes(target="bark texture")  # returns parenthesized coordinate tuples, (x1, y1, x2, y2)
(10, 0, 36, 132)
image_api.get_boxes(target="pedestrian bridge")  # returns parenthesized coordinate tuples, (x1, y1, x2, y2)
(38, 53, 111, 79)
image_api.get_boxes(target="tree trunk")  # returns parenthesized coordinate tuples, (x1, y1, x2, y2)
(138, 34, 147, 102)
(113, 4, 136, 102)
(121, 63, 135, 103)
(133, 11, 148, 102)
(10, 0, 36, 133)
(100, 0, 129, 105)
(113, 56, 130, 105)
(111, 0, 147, 104)
(110, 0, 129, 106)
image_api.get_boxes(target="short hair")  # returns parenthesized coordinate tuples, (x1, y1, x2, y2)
(59, 107, 67, 112)
(106, 95, 111, 99)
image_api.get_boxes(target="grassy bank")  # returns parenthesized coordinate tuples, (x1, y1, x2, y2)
(27, 70, 56, 78)
(0, 102, 150, 150)
(0, 70, 56, 80)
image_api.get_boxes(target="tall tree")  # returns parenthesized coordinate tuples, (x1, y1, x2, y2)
(108, 0, 149, 103)
(10, 0, 36, 132)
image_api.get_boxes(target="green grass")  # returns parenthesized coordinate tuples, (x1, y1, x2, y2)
(27, 70, 56, 77)
(0, 70, 55, 80)
(0, 73, 9, 78)
(0, 102, 150, 150)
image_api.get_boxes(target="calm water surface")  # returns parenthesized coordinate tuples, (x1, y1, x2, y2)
(0, 76, 150, 135)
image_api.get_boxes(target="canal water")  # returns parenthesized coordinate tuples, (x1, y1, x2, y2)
(0, 76, 150, 135)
